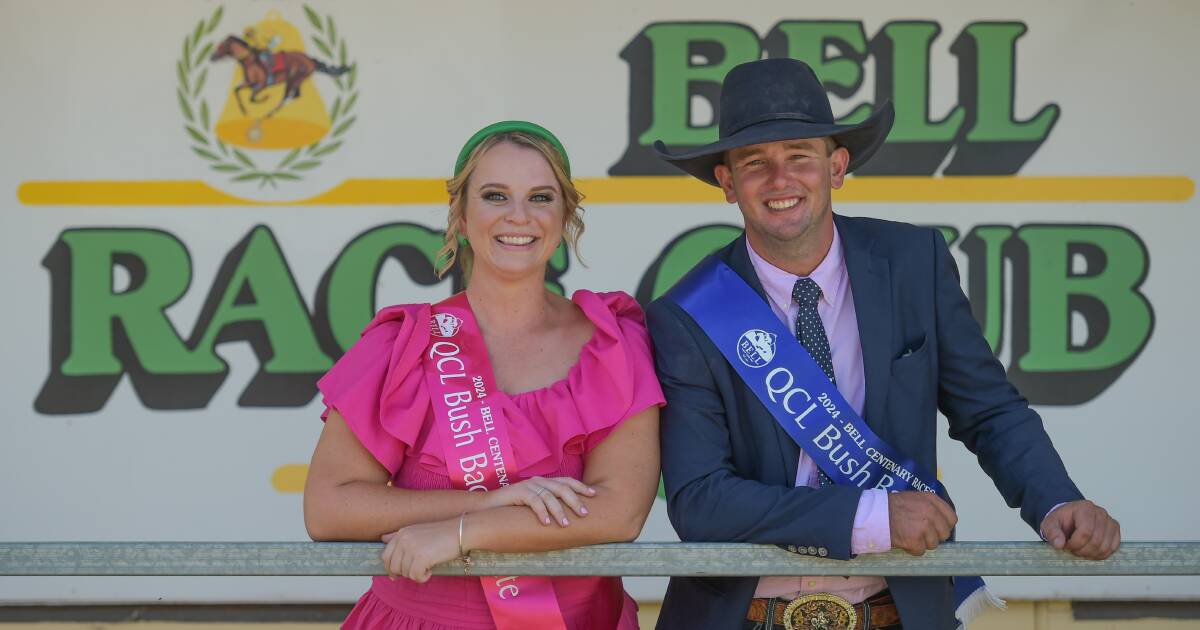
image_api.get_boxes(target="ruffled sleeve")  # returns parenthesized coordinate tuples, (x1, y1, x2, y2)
(507, 290, 665, 475)
(316, 304, 433, 476)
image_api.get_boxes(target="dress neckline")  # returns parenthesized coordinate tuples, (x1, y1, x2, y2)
(481, 289, 602, 400)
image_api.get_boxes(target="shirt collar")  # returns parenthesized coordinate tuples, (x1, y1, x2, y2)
(746, 225, 846, 313)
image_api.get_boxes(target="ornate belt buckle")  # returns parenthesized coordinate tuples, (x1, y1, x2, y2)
(782, 593, 858, 630)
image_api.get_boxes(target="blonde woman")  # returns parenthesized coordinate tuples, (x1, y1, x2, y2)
(304, 121, 663, 629)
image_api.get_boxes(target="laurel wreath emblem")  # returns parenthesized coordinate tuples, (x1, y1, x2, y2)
(176, 5, 359, 188)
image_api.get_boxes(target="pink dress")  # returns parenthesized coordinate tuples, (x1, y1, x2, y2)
(317, 290, 666, 630)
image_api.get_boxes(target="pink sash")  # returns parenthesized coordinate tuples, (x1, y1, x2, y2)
(421, 293, 569, 630)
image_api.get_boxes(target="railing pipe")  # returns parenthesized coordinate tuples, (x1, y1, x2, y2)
(2, 542, 1198, 577)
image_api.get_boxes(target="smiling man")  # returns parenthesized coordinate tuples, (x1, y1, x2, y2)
(646, 58, 1119, 630)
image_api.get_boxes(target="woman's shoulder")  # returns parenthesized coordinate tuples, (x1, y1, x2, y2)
(568, 290, 654, 373)
(327, 303, 433, 378)
(570, 289, 648, 332)
(316, 303, 436, 475)
(345, 301, 437, 382)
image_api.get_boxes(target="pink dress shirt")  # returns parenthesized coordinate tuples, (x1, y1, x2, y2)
(748, 228, 891, 603)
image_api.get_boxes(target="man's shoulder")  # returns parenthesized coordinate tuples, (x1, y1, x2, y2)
(837, 213, 935, 241)
(646, 282, 692, 329)
(642, 276, 716, 368)
(836, 214, 944, 259)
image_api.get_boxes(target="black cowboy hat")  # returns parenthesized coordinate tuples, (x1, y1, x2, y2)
(654, 58, 895, 186)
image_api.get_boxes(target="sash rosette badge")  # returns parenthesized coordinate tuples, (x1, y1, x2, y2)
(737, 329, 777, 368)
(177, 6, 358, 189)
(430, 314, 464, 339)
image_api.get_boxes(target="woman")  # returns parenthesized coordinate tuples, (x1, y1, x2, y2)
(304, 120, 664, 630)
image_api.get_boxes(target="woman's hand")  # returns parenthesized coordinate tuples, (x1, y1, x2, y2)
(478, 476, 597, 527)
(380, 520, 460, 583)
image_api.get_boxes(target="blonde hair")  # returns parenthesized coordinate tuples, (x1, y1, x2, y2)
(436, 132, 585, 279)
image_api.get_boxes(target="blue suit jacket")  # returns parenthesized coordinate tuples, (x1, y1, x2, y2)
(646, 215, 1084, 629)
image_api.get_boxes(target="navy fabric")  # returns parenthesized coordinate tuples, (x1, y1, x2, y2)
(647, 215, 1085, 630)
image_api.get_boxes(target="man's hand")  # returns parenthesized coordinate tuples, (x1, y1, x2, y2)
(1040, 499, 1120, 560)
(888, 491, 957, 556)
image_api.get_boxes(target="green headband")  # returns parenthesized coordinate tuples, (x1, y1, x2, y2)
(453, 120, 571, 177)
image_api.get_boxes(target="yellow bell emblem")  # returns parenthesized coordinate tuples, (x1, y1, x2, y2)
(210, 10, 347, 149)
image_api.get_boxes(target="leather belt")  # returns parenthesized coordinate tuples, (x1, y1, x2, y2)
(746, 590, 898, 630)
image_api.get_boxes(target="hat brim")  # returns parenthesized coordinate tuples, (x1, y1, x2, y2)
(653, 101, 895, 186)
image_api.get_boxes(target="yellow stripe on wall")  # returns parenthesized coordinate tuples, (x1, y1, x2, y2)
(16, 175, 1195, 206)
(832, 175, 1195, 203)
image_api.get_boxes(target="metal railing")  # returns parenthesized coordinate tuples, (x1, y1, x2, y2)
(2, 542, 1198, 576)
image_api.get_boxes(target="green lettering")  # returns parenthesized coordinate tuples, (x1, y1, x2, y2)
(190, 226, 329, 374)
(59, 229, 211, 375)
(854, 21, 965, 175)
(637, 23, 761, 146)
(944, 22, 1058, 174)
(875, 21, 964, 143)
(38, 229, 228, 413)
(961, 22, 1058, 143)
(1017, 225, 1152, 373)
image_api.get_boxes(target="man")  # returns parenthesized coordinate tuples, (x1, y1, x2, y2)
(647, 58, 1120, 630)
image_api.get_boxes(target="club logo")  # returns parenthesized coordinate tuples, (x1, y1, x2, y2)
(177, 6, 358, 189)
(737, 329, 776, 368)
(430, 313, 464, 338)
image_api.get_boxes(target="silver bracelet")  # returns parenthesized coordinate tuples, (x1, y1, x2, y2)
(458, 512, 472, 574)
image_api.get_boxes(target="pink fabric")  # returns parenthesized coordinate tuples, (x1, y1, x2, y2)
(317, 290, 664, 630)
(746, 231, 891, 602)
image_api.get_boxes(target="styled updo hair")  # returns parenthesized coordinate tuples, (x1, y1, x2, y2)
(436, 131, 585, 279)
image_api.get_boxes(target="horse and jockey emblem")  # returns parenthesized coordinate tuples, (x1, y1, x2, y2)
(211, 33, 347, 140)
(209, 10, 349, 146)
(178, 6, 359, 188)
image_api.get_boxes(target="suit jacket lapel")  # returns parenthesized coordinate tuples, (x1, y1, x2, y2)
(835, 215, 893, 435)
(720, 235, 803, 485)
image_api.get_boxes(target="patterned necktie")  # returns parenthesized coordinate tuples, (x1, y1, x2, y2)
(793, 277, 835, 487)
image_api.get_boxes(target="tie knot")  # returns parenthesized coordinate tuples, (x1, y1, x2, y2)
(792, 278, 822, 308)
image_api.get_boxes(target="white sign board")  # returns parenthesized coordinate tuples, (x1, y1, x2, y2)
(1, 0, 1197, 603)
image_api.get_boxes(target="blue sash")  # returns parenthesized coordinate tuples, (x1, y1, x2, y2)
(670, 255, 993, 627)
